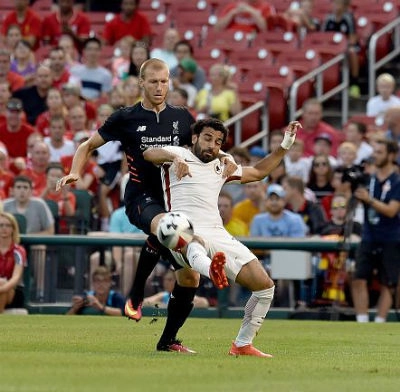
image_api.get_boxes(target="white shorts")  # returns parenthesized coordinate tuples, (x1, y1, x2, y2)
(171, 226, 256, 281)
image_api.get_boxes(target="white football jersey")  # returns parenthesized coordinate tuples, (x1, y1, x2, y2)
(160, 146, 242, 229)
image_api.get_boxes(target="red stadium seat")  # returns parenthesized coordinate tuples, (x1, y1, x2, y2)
(354, 2, 398, 61)
(276, 48, 321, 108)
(266, 14, 297, 32)
(301, 32, 348, 93)
(227, 46, 274, 71)
(251, 31, 299, 57)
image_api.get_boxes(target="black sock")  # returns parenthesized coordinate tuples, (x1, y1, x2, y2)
(129, 234, 161, 308)
(157, 283, 196, 349)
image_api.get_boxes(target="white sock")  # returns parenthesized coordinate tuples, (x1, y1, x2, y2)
(235, 286, 275, 347)
(185, 242, 211, 278)
(356, 314, 369, 323)
(374, 316, 386, 323)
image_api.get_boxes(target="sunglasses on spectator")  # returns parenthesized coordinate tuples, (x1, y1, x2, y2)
(331, 203, 346, 210)
(313, 161, 328, 167)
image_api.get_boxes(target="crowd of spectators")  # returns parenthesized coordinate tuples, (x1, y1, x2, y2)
(0, 0, 399, 315)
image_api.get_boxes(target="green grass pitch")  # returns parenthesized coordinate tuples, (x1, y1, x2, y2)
(1, 315, 400, 392)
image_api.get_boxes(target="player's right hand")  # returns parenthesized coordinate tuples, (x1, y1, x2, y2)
(56, 174, 79, 191)
(172, 157, 192, 180)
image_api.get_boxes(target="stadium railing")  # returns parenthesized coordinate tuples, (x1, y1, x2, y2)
(20, 234, 360, 315)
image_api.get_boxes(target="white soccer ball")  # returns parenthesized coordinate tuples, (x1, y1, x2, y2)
(157, 212, 194, 250)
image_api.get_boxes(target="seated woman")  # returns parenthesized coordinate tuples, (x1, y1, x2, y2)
(0, 212, 27, 314)
(195, 63, 242, 122)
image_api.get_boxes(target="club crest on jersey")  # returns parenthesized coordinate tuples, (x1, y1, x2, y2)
(136, 125, 147, 132)
(172, 121, 179, 134)
(214, 162, 222, 175)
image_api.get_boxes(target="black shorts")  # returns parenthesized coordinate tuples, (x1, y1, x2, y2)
(99, 161, 122, 188)
(125, 193, 166, 234)
(354, 241, 400, 287)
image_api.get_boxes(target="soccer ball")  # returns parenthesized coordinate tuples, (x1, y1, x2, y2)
(156, 212, 194, 250)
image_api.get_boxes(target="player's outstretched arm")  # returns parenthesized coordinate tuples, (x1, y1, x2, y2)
(241, 121, 301, 183)
(56, 132, 106, 191)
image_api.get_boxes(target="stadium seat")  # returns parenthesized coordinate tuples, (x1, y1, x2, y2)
(240, 65, 295, 130)
(251, 30, 299, 57)
(266, 14, 297, 32)
(194, 52, 226, 73)
(354, 2, 398, 61)
(227, 46, 274, 71)
(0, 0, 14, 12)
(276, 48, 321, 108)
(201, 29, 250, 55)
(301, 31, 348, 93)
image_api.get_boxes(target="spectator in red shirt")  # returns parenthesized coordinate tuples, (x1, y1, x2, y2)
(297, 98, 343, 157)
(35, 87, 69, 137)
(0, 211, 27, 314)
(0, 145, 15, 200)
(102, 0, 152, 47)
(41, 162, 76, 220)
(20, 140, 50, 197)
(1, 0, 42, 51)
(0, 48, 25, 93)
(61, 83, 96, 129)
(49, 46, 72, 89)
(214, 0, 276, 33)
(0, 98, 34, 160)
(42, 0, 91, 48)
(60, 131, 99, 195)
(0, 82, 12, 126)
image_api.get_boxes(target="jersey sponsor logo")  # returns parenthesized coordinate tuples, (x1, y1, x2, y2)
(136, 125, 147, 132)
(173, 136, 180, 146)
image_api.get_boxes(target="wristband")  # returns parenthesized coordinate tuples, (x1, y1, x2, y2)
(280, 131, 296, 150)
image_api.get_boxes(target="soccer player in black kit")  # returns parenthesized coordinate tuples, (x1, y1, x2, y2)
(57, 58, 225, 352)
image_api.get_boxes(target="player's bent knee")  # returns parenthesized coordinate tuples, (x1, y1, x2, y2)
(175, 268, 200, 287)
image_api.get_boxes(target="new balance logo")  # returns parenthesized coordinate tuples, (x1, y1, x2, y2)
(136, 125, 147, 132)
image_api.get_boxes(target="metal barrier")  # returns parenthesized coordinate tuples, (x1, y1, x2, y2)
(368, 17, 400, 98)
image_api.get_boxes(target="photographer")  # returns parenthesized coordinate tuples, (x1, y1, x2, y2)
(67, 266, 125, 316)
(352, 139, 400, 323)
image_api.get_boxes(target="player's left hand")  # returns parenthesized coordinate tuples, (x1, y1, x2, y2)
(280, 121, 302, 150)
(220, 155, 237, 178)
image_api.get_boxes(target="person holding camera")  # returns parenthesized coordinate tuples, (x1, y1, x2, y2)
(352, 138, 400, 323)
(67, 266, 125, 316)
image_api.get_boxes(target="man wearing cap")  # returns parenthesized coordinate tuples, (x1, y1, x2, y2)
(251, 183, 307, 237)
(312, 133, 338, 168)
(0, 98, 35, 160)
(297, 98, 343, 157)
(171, 58, 198, 108)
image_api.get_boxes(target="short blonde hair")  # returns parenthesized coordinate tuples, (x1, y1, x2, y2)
(338, 141, 357, 154)
(376, 73, 396, 86)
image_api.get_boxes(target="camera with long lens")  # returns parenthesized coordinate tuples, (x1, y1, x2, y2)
(342, 165, 370, 192)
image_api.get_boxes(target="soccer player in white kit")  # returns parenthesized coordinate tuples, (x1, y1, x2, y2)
(144, 118, 300, 357)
